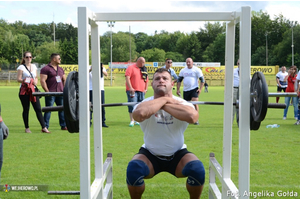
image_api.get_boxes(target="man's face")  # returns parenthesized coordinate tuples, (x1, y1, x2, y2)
(54, 55, 61, 64)
(186, 58, 193, 68)
(165, 60, 172, 69)
(137, 58, 145, 68)
(152, 71, 173, 96)
(282, 66, 286, 72)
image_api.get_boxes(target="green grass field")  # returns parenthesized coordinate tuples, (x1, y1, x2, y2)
(0, 84, 299, 199)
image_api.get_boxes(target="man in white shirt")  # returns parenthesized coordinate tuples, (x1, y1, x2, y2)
(275, 66, 288, 103)
(176, 58, 204, 125)
(126, 68, 205, 199)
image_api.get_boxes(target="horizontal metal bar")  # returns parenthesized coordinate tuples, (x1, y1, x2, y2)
(42, 102, 286, 112)
(48, 191, 80, 195)
(34, 91, 297, 98)
(94, 12, 235, 22)
(42, 105, 64, 112)
(32, 92, 63, 97)
(267, 92, 297, 97)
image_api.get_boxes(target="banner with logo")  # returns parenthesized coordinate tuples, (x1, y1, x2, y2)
(60, 64, 277, 76)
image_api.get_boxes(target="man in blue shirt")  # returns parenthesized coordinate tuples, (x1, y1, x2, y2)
(162, 58, 178, 84)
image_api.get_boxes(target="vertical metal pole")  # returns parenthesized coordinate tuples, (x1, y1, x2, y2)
(53, 13, 55, 46)
(266, 32, 268, 66)
(110, 25, 113, 86)
(292, 24, 294, 66)
(222, 20, 235, 199)
(91, 20, 104, 198)
(129, 25, 131, 62)
(239, 6, 251, 199)
(78, 7, 91, 199)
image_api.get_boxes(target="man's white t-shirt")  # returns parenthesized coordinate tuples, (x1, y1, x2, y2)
(179, 67, 203, 91)
(276, 71, 288, 88)
(233, 68, 239, 87)
(133, 95, 194, 156)
(89, 66, 106, 91)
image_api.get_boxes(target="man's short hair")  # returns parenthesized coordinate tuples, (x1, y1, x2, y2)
(50, 53, 60, 60)
(153, 68, 172, 79)
(165, 58, 172, 62)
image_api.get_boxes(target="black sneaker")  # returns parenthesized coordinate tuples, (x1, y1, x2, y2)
(102, 124, 109, 128)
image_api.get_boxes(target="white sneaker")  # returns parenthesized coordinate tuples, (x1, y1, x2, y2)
(294, 120, 300, 125)
(134, 121, 140, 126)
(129, 121, 134, 127)
(283, 117, 286, 120)
(295, 117, 298, 120)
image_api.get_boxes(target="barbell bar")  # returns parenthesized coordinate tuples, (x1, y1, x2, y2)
(48, 191, 80, 195)
(33, 92, 298, 98)
(41, 101, 286, 113)
(33, 71, 294, 132)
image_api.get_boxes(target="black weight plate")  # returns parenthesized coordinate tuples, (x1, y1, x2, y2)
(65, 117, 75, 133)
(65, 117, 79, 133)
(250, 109, 261, 130)
(250, 72, 268, 122)
(63, 71, 79, 121)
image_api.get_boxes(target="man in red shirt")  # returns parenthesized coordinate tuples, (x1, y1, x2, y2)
(125, 57, 149, 127)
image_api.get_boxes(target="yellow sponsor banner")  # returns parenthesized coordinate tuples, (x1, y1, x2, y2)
(60, 65, 276, 75)
(60, 65, 78, 74)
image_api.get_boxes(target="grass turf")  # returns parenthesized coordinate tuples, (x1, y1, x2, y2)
(0, 85, 299, 199)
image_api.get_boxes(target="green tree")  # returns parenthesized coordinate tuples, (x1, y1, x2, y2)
(134, 32, 149, 53)
(165, 51, 184, 62)
(34, 41, 60, 64)
(101, 31, 137, 63)
(176, 32, 201, 61)
(59, 37, 78, 64)
(140, 48, 166, 62)
(202, 33, 226, 64)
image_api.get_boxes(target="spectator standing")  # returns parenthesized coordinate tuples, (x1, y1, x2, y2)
(176, 57, 204, 125)
(126, 68, 205, 199)
(89, 64, 108, 128)
(0, 106, 9, 181)
(125, 57, 149, 127)
(162, 58, 178, 83)
(275, 66, 288, 103)
(283, 66, 298, 120)
(16, 51, 50, 133)
(294, 67, 300, 125)
(204, 81, 208, 93)
(40, 53, 67, 130)
(233, 59, 240, 126)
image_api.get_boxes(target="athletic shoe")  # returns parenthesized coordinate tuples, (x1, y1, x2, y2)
(294, 120, 300, 125)
(194, 121, 199, 125)
(129, 121, 134, 127)
(134, 122, 140, 126)
(283, 117, 286, 120)
(102, 123, 109, 128)
(25, 128, 32, 133)
(41, 128, 51, 133)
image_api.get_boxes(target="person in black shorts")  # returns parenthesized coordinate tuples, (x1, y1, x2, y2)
(126, 68, 205, 199)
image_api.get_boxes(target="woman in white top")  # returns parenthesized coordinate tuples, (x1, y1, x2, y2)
(17, 51, 50, 133)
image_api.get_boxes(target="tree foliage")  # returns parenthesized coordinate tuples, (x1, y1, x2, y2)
(0, 10, 299, 68)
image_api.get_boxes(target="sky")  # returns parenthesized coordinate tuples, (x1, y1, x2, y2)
(0, 1, 300, 36)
